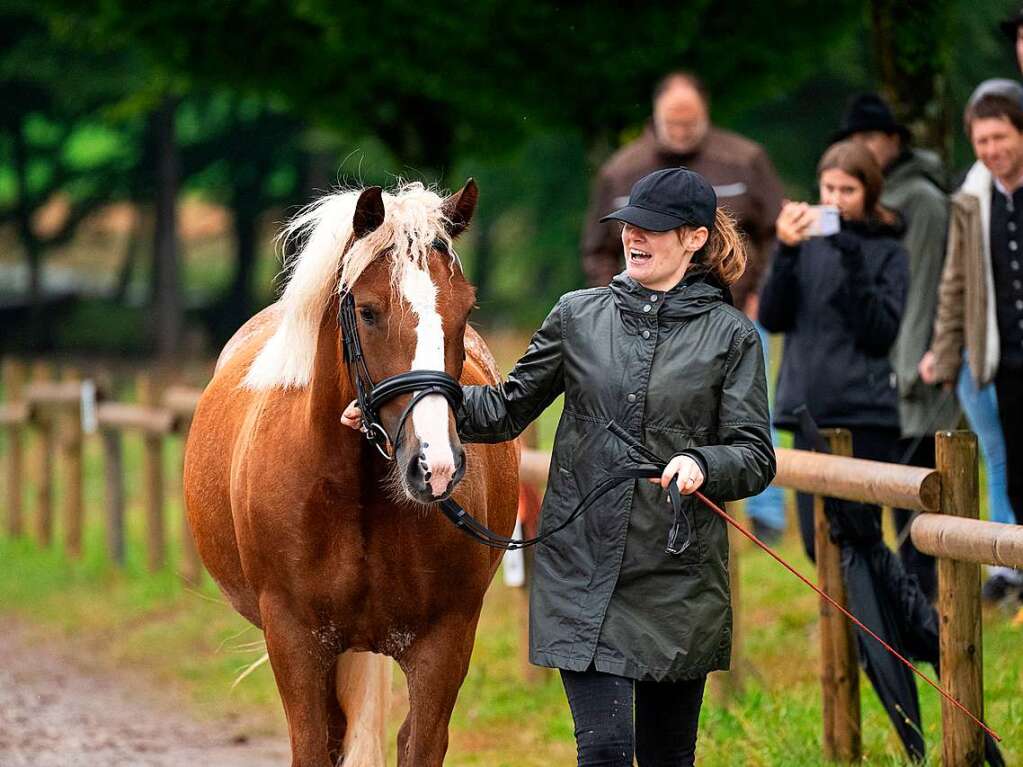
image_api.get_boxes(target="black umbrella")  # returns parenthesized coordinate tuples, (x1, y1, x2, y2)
(795, 406, 1003, 765)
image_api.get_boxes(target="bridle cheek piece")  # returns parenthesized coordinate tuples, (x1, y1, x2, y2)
(340, 290, 463, 461)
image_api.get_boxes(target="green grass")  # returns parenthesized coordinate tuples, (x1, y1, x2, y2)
(2, 423, 1020, 765)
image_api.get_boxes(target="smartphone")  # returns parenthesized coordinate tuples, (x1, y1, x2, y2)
(806, 205, 840, 237)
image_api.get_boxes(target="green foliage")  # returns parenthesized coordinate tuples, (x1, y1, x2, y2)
(4, 0, 1023, 339)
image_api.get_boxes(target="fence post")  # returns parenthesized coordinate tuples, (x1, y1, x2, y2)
(138, 372, 165, 571)
(31, 361, 55, 546)
(61, 367, 84, 557)
(935, 431, 984, 767)
(102, 426, 126, 566)
(816, 428, 861, 762)
(4, 359, 26, 536)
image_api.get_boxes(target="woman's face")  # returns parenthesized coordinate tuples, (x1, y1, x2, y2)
(819, 168, 867, 220)
(622, 223, 707, 291)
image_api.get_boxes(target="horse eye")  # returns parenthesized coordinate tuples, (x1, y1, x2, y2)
(359, 307, 375, 324)
(432, 238, 449, 254)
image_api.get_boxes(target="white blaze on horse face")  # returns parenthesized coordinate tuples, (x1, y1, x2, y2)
(400, 265, 456, 496)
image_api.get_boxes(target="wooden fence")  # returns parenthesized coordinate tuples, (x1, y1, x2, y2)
(2, 356, 1019, 766)
(524, 429, 1020, 767)
(0, 359, 202, 582)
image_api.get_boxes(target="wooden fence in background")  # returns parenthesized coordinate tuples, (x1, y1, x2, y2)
(523, 430, 1021, 767)
(2, 356, 1020, 766)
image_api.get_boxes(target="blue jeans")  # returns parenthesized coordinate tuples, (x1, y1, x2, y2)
(745, 321, 786, 530)
(956, 359, 1014, 524)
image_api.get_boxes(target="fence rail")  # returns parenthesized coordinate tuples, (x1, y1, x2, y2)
(1, 357, 1017, 766)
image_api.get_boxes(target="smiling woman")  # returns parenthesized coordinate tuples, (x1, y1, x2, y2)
(435, 166, 774, 767)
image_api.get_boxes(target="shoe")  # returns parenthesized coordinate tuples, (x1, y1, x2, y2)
(751, 518, 783, 546)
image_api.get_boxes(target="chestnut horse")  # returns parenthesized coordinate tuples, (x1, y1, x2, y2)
(183, 181, 518, 766)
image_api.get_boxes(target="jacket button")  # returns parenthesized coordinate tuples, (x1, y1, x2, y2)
(643, 304, 652, 312)
(1011, 241, 1019, 251)
(627, 393, 637, 403)
(642, 330, 651, 339)
(650, 294, 659, 302)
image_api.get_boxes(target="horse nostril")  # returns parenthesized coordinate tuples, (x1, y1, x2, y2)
(424, 470, 432, 482)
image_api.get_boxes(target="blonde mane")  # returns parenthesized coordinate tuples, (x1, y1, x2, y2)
(243, 182, 457, 390)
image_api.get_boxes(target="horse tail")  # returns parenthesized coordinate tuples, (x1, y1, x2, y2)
(337, 651, 392, 767)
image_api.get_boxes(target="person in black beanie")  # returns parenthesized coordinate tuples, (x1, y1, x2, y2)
(832, 94, 958, 601)
(759, 140, 908, 559)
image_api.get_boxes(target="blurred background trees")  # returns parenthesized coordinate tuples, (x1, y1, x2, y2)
(0, 0, 1018, 356)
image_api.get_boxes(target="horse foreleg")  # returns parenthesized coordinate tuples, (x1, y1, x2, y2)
(397, 615, 480, 767)
(262, 599, 337, 767)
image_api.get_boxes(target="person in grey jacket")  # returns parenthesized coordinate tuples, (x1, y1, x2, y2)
(833, 94, 958, 600)
(760, 140, 908, 559)
(346, 168, 775, 766)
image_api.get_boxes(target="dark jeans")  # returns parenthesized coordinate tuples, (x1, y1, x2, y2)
(560, 667, 706, 767)
(994, 365, 1023, 524)
(893, 435, 937, 601)
(791, 426, 899, 561)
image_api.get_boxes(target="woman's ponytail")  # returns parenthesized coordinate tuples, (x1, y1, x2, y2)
(701, 207, 747, 286)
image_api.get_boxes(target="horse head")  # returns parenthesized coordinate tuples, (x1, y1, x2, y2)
(341, 181, 479, 503)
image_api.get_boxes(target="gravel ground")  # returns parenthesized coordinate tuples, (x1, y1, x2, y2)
(0, 621, 290, 767)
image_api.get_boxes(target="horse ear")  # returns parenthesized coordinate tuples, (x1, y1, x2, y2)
(353, 186, 385, 238)
(442, 178, 479, 238)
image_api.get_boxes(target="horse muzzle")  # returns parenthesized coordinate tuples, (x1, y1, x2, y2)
(404, 441, 467, 502)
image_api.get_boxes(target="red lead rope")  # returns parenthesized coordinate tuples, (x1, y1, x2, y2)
(693, 490, 1001, 743)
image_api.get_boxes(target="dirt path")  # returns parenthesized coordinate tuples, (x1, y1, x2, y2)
(0, 620, 290, 767)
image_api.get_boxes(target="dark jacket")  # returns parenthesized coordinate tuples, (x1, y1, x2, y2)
(457, 273, 775, 681)
(759, 221, 909, 430)
(581, 124, 785, 310)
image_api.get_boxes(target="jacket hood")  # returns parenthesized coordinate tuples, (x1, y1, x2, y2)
(959, 160, 993, 201)
(610, 270, 728, 320)
(886, 148, 947, 192)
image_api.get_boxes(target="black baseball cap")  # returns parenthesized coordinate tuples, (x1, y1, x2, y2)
(600, 167, 716, 232)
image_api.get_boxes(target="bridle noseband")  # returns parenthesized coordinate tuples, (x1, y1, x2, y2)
(339, 289, 463, 460)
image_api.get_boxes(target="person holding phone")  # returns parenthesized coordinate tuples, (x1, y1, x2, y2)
(759, 140, 908, 559)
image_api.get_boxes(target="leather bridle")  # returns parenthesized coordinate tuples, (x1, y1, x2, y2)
(339, 288, 463, 461)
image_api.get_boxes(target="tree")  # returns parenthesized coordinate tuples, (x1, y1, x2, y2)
(179, 92, 307, 341)
(0, 5, 136, 339)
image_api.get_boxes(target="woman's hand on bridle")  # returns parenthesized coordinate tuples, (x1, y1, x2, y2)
(649, 454, 705, 496)
(341, 400, 363, 430)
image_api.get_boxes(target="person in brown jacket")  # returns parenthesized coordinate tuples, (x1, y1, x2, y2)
(580, 70, 787, 540)
(921, 81, 1023, 542)
(581, 71, 784, 317)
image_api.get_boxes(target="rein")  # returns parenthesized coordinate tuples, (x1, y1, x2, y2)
(338, 285, 692, 555)
(437, 420, 692, 556)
